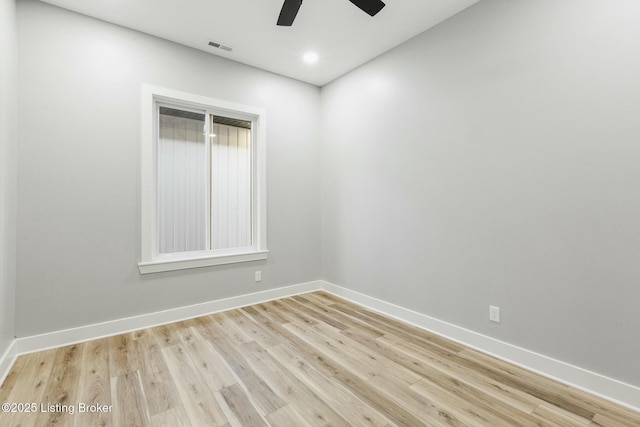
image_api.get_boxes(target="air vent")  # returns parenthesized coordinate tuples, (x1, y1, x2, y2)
(208, 40, 233, 52)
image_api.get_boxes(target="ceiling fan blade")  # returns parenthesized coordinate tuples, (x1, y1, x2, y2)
(348, 0, 385, 16)
(277, 0, 303, 26)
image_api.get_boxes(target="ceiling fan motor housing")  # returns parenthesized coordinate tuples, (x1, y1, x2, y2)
(277, 0, 385, 26)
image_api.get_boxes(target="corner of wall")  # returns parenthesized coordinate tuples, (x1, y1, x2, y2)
(0, 0, 18, 367)
(0, 340, 17, 387)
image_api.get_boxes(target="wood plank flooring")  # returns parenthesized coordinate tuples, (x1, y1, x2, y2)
(1, 291, 639, 426)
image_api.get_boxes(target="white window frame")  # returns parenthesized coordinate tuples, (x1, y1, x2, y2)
(139, 84, 268, 274)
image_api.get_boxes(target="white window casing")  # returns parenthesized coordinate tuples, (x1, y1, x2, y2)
(139, 84, 268, 274)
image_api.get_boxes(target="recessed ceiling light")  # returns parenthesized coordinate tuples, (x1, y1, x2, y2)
(303, 52, 319, 64)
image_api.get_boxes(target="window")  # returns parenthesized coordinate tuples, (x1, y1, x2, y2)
(139, 85, 267, 274)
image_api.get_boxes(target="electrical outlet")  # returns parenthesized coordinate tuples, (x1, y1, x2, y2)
(489, 306, 501, 323)
(255, 271, 262, 282)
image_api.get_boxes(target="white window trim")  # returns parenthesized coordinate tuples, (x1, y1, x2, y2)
(139, 84, 268, 274)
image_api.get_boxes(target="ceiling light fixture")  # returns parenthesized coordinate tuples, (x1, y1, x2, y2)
(303, 51, 319, 64)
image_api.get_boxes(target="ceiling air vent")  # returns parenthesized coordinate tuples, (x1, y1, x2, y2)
(208, 40, 233, 52)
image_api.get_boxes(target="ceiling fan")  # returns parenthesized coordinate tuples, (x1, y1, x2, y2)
(277, 0, 386, 26)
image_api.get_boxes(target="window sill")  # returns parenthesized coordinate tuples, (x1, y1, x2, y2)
(138, 250, 269, 274)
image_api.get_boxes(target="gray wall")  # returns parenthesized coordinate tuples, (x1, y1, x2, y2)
(0, 0, 17, 355)
(16, 0, 322, 336)
(321, 0, 640, 387)
(14, 0, 640, 391)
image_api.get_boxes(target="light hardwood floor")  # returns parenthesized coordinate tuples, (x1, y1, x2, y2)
(1, 291, 639, 426)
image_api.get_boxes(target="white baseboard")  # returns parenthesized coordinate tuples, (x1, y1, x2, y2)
(5, 278, 639, 414)
(15, 280, 322, 355)
(319, 280, 640, 413)
(0, 339, 17, 387)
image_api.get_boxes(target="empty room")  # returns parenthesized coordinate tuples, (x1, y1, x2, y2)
(1, 0, 639, 425)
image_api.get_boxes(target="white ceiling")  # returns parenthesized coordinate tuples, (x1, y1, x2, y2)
(39, 0, 480, 86)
